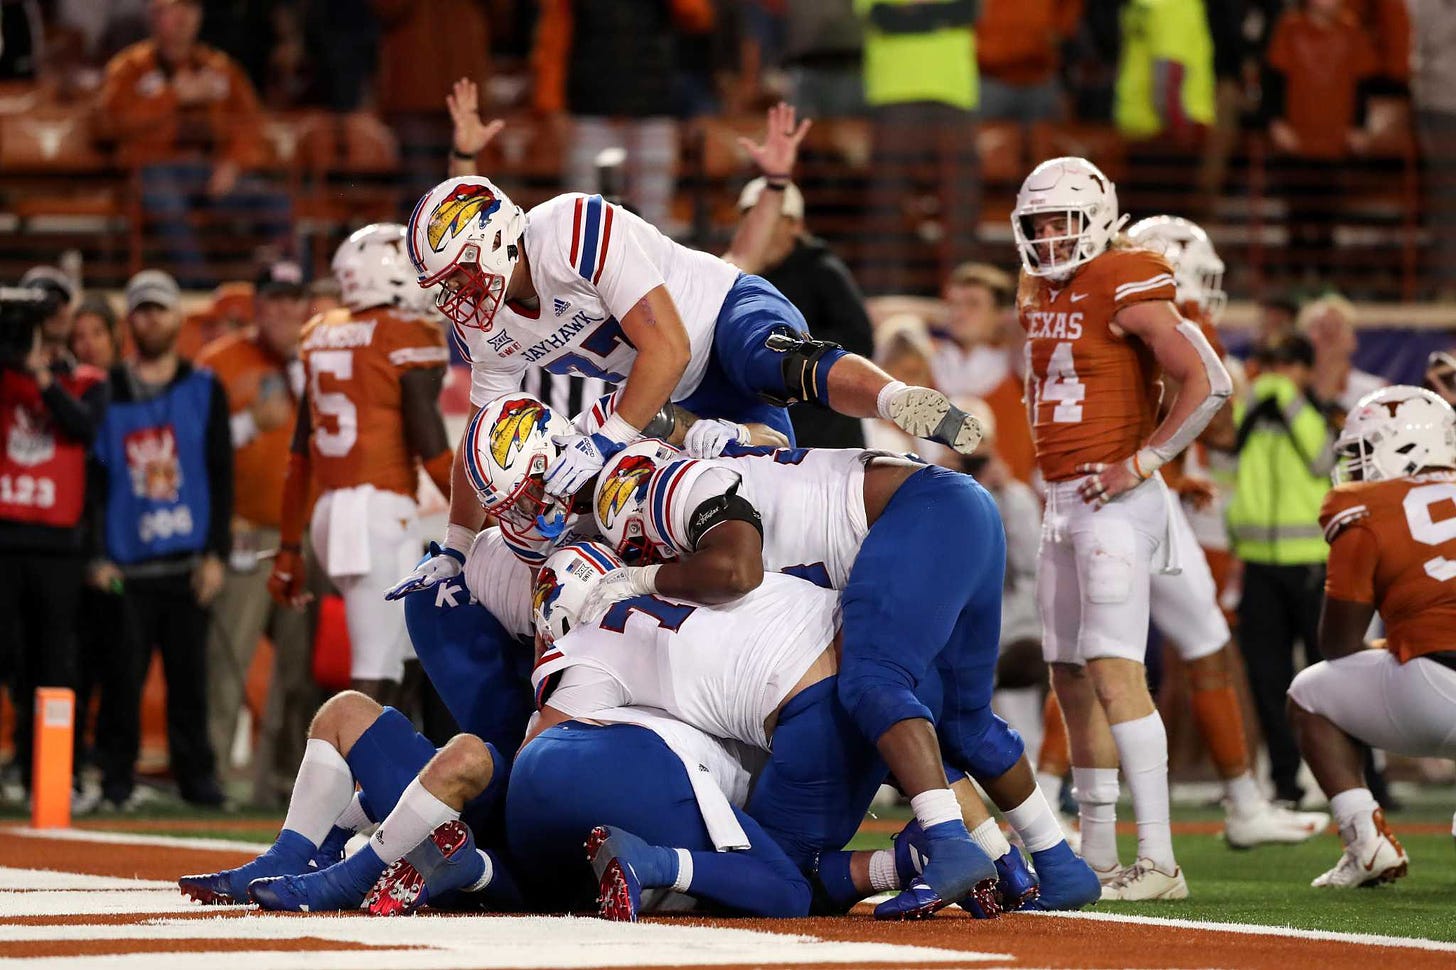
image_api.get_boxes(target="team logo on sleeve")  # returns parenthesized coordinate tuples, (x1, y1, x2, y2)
(489, 398, 545, 468)
(531, 566, 561, 618)
(596, 455, 655, 530)
(426, 183, 500, 253)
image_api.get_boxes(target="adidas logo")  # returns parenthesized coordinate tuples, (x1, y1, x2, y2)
(553, 298, 571, 316)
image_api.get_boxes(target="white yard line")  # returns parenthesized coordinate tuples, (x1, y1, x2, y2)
(6, 826, 265, 855)
(1038, 908, 1456, 953)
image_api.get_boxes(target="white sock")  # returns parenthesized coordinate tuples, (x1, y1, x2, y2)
(1071, 765, 1120, 872)
(968, 818, 1012, 860)
(1003, 789, 1065, 853)
(1329, 788, 1379, 843)
(868, 849, 900, 891)
(671, 848, 692, 893)
(371, 777, 459, 865)
(1109, 713, 1176, 871)
(875, 380, 909, 420)
(1223, 772, 1264, 814)
(334, 791, 370, 832)
(1035, 770, 1064, 808)
(281, 739, 357, 848)
(465, 849, 493, 892)
(910, 789, 962, 830)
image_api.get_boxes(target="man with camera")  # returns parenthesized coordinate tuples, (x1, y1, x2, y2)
(0, 275, 109, 798)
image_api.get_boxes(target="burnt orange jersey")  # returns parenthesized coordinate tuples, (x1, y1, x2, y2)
(1018, 247, 1177, 481)
(299, 307, 449, 497)
(1321, 471, 1456, 663)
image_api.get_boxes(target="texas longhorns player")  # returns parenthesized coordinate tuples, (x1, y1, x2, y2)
(269, 224, 453, 702)
(1014, 158, 1232, 900)
(1289, 386, 1456, 888)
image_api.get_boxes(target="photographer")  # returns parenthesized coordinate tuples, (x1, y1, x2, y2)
(0, 283, 108, 796)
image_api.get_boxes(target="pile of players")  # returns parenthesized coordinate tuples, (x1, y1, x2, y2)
(177, 152, 1456, 920)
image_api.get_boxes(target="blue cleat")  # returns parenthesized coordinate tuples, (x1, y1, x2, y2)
(878, 820, 996, 920)
(585, 825, 679, 922)
(311, 825, 353, 871)
(179, 830, 315, 905)
(250, 844, 385, 913)
(364, 820, 485, 916)
(1029, 841, 1102, 910)
(964, 849, 1039, 916)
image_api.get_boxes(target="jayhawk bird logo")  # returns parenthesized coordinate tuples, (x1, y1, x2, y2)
(426, 183, 500, 253)
(596, 456, 655, 531)
(532, 566, 561, 620)
(489, 398, 545, 469)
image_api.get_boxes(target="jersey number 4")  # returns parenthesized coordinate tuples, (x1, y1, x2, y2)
(1039, 341, 1085, 423)
(1403, 482, 1456, 581)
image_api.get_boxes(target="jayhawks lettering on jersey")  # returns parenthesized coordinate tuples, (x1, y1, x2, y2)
(453, 194, 739, 407)
(643, 447, 875, 590)
(534, 574, 838, 751)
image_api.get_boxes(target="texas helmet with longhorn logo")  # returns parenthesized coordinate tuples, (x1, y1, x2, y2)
(405, 176, 525, 331)
(593, 439, 682, 565)
(532, 540, 623, 646)
(462, 392, 575, 533)
(332, 223, 433, 314)
(1334, 385, 1456, 485)
(1126, 215, 1228, 323)
(1012, 156, 1126, 282)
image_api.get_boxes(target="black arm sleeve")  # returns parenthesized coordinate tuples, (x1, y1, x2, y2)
(204, 378, 234, 559)
(289, 394, 311, 455)
(816, 255, 876, 360)
(869, 0, 978, 35)
(400, 366, 450, 460)
(40, 379, 106, 445)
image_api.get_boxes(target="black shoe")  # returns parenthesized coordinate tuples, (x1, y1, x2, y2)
(180, 777, 227, 808)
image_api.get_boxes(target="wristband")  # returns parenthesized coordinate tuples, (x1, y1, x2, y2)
(633, 564, 662, 595)
(598, 410, 642, 447)
(444, 522, 477, 555)
(1129, 447, 1168, 481)
(451, 149, 476, 161)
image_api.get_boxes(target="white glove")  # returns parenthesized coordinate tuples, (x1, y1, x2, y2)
(384, 542, 465, 600)
(544, 432, 621, 498)
(577, 565, 661, 625)
(683, 418, 751, 458)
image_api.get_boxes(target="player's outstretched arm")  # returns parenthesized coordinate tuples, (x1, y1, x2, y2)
(446, 77, 504, 179)
(724, 101, 812, 272)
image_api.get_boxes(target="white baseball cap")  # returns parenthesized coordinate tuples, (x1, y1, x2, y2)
(737, 177, 805, 220)
(125, 269, 181, 313)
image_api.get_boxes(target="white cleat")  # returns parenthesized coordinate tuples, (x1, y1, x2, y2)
(1224, 800, 1330, 849)
(1090, 861, 1123, 887)
(886, 386, 983, 456)
(1312, 809, 1408, 888)
(1099, 858, 1189, 901)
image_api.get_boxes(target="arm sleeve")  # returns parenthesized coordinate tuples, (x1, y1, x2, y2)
(205, 377, 234, 559)
(1324, 526, 1378, 604)
(577, 200, 668, 322)
(542, 665, 629, 719)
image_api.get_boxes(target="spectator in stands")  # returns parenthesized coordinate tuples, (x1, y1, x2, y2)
(732, 176, 873, 447)
(180, 282, 253, 361)
(57, 0, 149, 64)
(97, 0, 279, 285)
(534, 0, 715, 232)
(374, 0, 485, 118)
(858, 0, 980, 293)
(306, 277, 343, 317)
(70, 299, 121, 372)
(1410, 0, 1456, 301)
(1297, 293, 1386, 412)
(0, 0, 43, 80)
(783, 0, 865, 117)
(1257, 294, 1302, 350)
(1114, 0, 1215, 144)
(195, 261, 313, 802)
(1349, 0, 1412, 97)
(929, 263, 1036, 483)
(1263, 0, 1378, 282)
(1227, 333, 1339, 806)
(976, 0, 1081, 123)
(0, 277, 108, 796)
(92, 270, 231, 809)
(1425, 349, 1456, 407)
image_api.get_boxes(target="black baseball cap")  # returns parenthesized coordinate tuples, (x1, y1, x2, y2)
(255, 260, 307, 298)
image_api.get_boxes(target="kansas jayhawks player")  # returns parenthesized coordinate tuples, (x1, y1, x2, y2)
(386, 173, 984, 601)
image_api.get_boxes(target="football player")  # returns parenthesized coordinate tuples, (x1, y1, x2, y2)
(1288, 386, 1456, 888)
(1123, 216, 1328, 847)
(1014, 158, 1232, 900)
(268, 225, 454, 703)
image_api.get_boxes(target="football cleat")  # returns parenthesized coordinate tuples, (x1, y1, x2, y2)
(878, 819, 996, 919)
(1090, 860, 1123, 886)
(987, 848, 1040, 913)
(1028, 841, 1102, 911)
(364, 819, 482, 917)
(586, 826, 649, 922)
(250, 854, 379, 913)
(1312, 808, 1408, 888)
(1099, 858, 1189, 901)
(179, 831, 316, 904)
(886, 386, 983, 455)
(1225, 800, 1329, 849)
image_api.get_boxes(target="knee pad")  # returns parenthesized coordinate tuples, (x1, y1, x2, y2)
(836, 672, 934, 746)
(345, 706, 437, 816)
(758, 330, 847, 408)
(945, 709, 1025, 781)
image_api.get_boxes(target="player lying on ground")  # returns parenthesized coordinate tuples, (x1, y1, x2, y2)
(1288, 386, 1456, 888)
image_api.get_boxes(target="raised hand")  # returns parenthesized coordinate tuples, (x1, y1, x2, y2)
(447, 77, 505, 158)
(737, 101, 812, 178)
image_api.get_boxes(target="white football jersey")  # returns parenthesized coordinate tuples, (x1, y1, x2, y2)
(455, 193, 740, 407)
(533, 573, 838, 750)
(643, 447, 876, 590)
(462, 527, 537, 638)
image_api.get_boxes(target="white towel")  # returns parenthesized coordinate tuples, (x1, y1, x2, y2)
(323, 485, 373, 579)
(1154, 472, 1183, 576)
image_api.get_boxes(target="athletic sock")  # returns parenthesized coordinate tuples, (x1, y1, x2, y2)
(335, 791, 371, 832)
(868, 850, 899, 891)
(910, 789, 962, 830)
(1109, 712, 1176, 872)
(280, 739, 356, 850)
(1035, 770, 1064, 809)
(968, 818, 1012, 861)
(1223, 772, 1265, 815)
(372, 777, 459, 866)
(1330, 788, 1380, 844)
(1191, 685, 1251, 780)
(876, 380, 909, 420)
(1003, 788, 1066, 853)
(1071, 766, 1120, 873)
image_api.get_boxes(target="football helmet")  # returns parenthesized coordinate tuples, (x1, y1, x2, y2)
(593, 439, 682, 565)
(1012, 157, 1127, 281)
(533, 540, 622, 645)
(332, 223, 432, 314)
(405, 176, 525, 331)
(1334, 385, 1456, 484)
(1126, 215, 1227, 323)
(462, 393, 575, 534)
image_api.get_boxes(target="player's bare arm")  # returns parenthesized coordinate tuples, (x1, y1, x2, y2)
(612, 286, 693, 430)
(268, 396, 315, 608)
(1317, 596, 1377, 661)
(653, 519, 766, 604)
(723, 102, 811, 273)
(446, 77, 504, 179)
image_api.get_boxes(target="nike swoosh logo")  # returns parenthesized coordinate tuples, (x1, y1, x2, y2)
(1362, 847, 1381, 871)
(1070, 293, 1089, 303)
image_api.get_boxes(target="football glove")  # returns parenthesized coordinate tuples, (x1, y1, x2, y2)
(384, 542, 466, 601)
(543, 432, 623, 498)
(683, 418, 751, 458)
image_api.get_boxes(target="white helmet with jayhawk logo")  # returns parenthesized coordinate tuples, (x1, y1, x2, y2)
(1012, 156, 1126, 281)
(332, 223, 432, 314)
(1126, 215, 1227, 323)
(593, 439, 682, 565)
(462, 392, 574, 533)
(533, 540, 622, 646)
(1334, 385, 1456, 484)
(406, 176, 525, 331)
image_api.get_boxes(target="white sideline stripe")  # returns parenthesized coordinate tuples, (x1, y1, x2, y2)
(0, 868, 172, 891)
(0, 889, 199, 918)
(1040, 909, 1456, 953)
(7, 826, 266, 854)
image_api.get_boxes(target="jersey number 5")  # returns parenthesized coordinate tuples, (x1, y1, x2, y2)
(1403, 482, 1456, 581)
(1039, 341, 1085, 423)
(311, 350, 357, 458)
